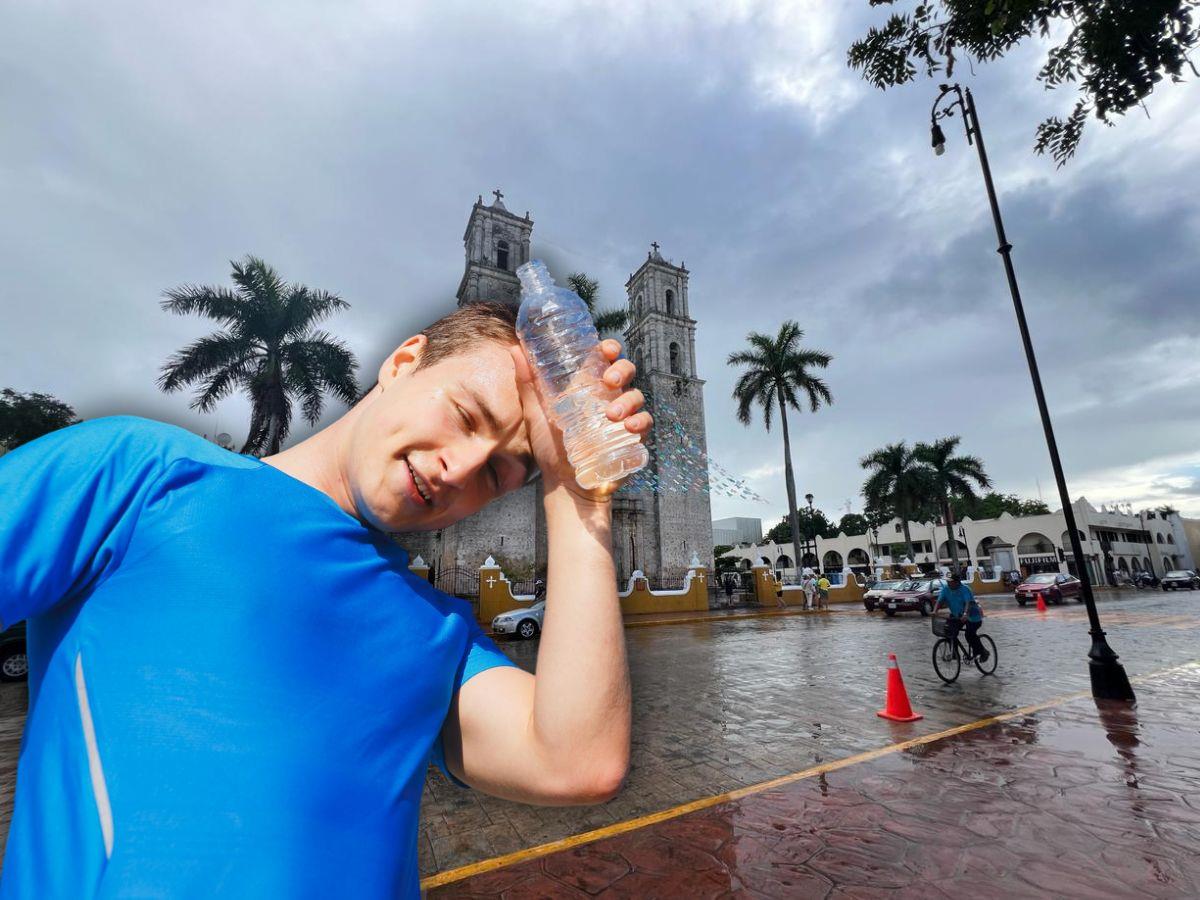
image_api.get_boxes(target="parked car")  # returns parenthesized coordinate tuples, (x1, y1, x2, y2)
(881, 578, 944, 617)
(863, 579, 910, 612)
(1015, 572, 1081, 606)
(491, 600, 546, 640)
(0, 621, 28, 683)
(1161, 570, 1200, 591)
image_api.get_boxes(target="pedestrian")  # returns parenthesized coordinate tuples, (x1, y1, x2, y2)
(802, 573, 816, 610)
(775, 577, 787, 609)
(816, 573, 831, 610)
(723, 576, 734, 606)
(0, 303, 650, 897)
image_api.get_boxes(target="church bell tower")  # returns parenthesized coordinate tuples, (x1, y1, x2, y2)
(624, 244, 714, 575)
(456, 190, 533, 307)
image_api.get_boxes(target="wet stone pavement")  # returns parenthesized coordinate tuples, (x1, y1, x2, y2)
(432, 663, 1200, 898)
(419, 589, 1200, 884)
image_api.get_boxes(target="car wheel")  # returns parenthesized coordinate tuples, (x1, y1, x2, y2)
(517, 619, 539, 640)
(884, 609, 897, 618)
(0, 645, 28, 682)
(920, 600, 932, 617)
(1162, 585, 1169, 592)
(1017, 599, 1026, 607)
(1053, 591, 1064, 605)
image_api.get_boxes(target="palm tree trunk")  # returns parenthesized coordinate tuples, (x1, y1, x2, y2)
(777, 386, 804, 582)
(943, 497, 960, 571)
(899, 501, 915, 561)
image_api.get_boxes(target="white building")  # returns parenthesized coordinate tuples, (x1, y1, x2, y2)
(720, 498, 1194, 586)
(712, 516, 762, 547)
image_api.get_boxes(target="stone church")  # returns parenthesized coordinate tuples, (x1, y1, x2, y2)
(397, 191, 713, 583)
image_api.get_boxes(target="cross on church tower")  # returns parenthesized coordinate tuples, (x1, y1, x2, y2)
(651, 241, 660, 254)
(492, 188, 504, 204)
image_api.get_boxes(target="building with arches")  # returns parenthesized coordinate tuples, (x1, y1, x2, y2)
(719, 498, 1195, 585)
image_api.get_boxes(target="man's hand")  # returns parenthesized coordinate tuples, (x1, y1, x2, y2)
(509, 338, 652, 502)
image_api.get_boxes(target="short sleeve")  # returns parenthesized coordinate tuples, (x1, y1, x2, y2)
(429, 616, 518, 786)
(0, 418, 166, 627)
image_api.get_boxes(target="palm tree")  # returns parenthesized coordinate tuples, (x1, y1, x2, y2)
(728, 322, 833, 579)
(915, 437, 992, 571)
(158, 256, 360, 456)
(567, 272, 629, 334)
(860, 442, 931, 562)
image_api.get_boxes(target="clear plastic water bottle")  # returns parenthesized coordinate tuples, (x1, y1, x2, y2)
(516, 260, 649, 491)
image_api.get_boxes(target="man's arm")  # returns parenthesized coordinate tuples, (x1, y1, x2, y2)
(438, 339, 642, 805)
(440, 490, 629, 804)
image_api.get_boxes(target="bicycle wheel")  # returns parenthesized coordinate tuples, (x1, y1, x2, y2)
(974, 635, 997, 676)
(932, 638, 961, 684)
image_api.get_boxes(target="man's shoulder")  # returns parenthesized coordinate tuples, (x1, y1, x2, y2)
(70, 416, 260, 474)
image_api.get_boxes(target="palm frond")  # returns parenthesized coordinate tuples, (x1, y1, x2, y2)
(157, 332, 255, 394)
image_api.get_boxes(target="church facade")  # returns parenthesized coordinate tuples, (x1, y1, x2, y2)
(397, 192, 713, 584)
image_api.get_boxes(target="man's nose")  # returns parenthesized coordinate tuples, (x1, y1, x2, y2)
(439, 438, 492, 488)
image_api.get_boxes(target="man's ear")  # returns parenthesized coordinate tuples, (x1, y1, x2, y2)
(378, 335, 428, 388)
(507, 342, 535, 386)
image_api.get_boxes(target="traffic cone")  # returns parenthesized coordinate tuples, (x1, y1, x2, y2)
(877, 653, 923, 722)
(1036, 591, 1048, 612)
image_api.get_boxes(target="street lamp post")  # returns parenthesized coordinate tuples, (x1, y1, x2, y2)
(958, 524, 971, 574)
(931, 83, 1134, 701)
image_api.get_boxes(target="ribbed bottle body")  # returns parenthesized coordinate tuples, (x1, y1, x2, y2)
(516, 261, 649, 490)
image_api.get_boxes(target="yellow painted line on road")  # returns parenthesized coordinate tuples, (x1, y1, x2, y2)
(421, 659, 1200, 891)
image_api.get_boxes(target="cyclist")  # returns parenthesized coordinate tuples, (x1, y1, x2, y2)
(935, 572, 988, 662)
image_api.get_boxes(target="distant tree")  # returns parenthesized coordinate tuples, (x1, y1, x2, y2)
(567, 273, 629, 335)
(0, 389, 79, 450)
(848, 1, 1200, 165)
(861, 442, 932, 560)
(838, 513, 869, 537)
(915, 437, 992, 569)
(729, 322, 833, 578)
(764, 517, 792, 545)
(951, 491, 1050, 520)
(1157, 504, 1180, 517)
(158, 256, 360, 456)
(713, 545, 739, 574)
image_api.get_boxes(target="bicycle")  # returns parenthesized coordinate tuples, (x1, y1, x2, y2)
(931, 613, 997, 684)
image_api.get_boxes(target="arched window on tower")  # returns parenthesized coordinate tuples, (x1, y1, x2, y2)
(635, 294, 643, 318)
(669, 342, 681, 375)
(496, 240, 510, 271)
(665, 289, 675, 316)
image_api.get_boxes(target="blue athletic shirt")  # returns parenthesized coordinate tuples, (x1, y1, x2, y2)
(0, 417, 515, 898)
(937, 582, 981, 622)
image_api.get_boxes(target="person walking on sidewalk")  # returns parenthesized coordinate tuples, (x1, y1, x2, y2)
(935, 572, 988, 661)
(816, 574, 831, 610)
(802, 573, 816, 610)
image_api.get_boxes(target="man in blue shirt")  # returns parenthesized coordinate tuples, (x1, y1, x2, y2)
(0, 302, 650, 897)
(935, 572, 988, 662)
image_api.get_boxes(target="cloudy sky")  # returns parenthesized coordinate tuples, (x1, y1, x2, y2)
(4, 1, 1199, 525)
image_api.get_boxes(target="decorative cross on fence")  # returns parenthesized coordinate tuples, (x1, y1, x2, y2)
(486, 576, 497, 588)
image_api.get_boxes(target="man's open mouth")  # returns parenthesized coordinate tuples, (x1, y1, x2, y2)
(405, 458, 433, 506)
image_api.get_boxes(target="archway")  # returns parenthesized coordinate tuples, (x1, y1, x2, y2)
(1131, 558, 1142, 573)
(937, 539, 969, 561)
(1117, 558, 1130, 573)
(775, 554, 792, 570)
(1018, 532, 1055, 555)
(1143, 556, 1153, 574)
(848, 548, 870, 568)
(976, 536, 1001, 559)
(822, 550, 843, 571)
(801, 552, 819, 569)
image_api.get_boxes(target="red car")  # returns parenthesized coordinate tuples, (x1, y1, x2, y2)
(1015, 572, 1081, 606)
(863, 579, 910, 612)
(881, 578, 945, 617)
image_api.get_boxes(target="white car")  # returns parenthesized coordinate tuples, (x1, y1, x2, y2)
(492, 600, 546, 640)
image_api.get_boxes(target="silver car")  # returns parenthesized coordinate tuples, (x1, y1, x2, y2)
(492, 600, 546, 640)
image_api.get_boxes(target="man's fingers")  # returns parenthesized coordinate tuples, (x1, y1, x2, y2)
(606, 389, 644, 420)
(600, 338, 623, 361)
(603, 359, 636, 388)
(622, 411, 653, 433)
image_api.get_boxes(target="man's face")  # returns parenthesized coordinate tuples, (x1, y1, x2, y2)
(344, 336, 534, 533)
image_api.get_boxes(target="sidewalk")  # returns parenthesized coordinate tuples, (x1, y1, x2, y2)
(428, 662, 1200, 898)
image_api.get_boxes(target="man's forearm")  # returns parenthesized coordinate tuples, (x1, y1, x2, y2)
(530, 484, 631, 796)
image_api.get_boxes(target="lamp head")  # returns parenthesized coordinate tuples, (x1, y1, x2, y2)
(931, 121, 947, 156)
(805, 493, 814, 505)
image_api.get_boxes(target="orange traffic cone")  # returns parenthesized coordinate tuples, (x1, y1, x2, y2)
(1036, 591, 1048, 612)
(877, 653, 923, 722)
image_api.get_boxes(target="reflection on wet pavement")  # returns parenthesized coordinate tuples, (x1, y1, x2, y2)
(432, 663, 1200, 897)
(419, 590, 1200, 878)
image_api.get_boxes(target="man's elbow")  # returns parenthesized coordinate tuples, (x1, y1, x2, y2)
(548, 755, 629, 805)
